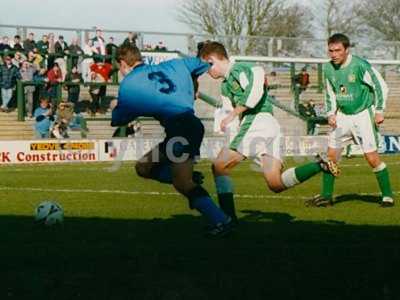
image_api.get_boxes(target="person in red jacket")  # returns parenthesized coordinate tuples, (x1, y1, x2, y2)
(89, 62, 112, 115)
(46, 63, 63, 108)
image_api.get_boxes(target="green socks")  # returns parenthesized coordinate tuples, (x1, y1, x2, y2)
(281, 162, 322, 188)
(374, 163, 393, 198)
(322, 172, 335, 200)
(294, 162, 323, 182)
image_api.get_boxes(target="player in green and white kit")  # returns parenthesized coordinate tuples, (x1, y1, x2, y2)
(199, 41, 339, 223)
(308, 33, 394, 207)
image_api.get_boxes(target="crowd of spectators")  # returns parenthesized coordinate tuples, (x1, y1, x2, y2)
(0, 28, 170, 115)
(0, 28, 165, 138)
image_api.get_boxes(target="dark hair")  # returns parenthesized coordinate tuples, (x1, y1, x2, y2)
(328, 33, 350, 49)
(196, 40, 210, 57)
(198, 41, 228, 59)
(14, 35, 20, 39)
(117, 45, 142, 66)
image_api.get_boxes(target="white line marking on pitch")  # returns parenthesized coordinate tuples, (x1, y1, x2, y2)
(0, 186, 397, 200)
(2, 160, 399, 173)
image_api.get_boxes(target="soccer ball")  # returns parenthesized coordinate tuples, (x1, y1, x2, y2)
(34, 201, 64, 226)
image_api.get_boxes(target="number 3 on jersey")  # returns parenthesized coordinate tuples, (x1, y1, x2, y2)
(148, 71, 176, 94)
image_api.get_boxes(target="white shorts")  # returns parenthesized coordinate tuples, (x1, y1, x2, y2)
(230, 113, 282, 163)
(328, 108, 380, 153)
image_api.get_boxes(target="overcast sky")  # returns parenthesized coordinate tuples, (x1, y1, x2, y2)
(0, 0, 192, 50)
(1, 0, 188, 32)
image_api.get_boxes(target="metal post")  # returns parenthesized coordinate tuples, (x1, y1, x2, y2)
(56, 84, 62, 104)
(118, 126, 127, 137)
(22, 27, 27, 40)
(293, 85, 300, 113)
(317, 63, 323, 93)
(76, 30, 82, 46)
(111, 47, 118, 84)
(290, 63, 295, 90)
(17, 80, 25, 121)
(381, 65, 386, 80)
(66, 55, 72, 75)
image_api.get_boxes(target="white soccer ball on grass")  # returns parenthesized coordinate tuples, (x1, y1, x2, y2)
(34, 201, 64, 226)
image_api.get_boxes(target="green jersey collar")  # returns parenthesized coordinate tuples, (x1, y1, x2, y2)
(339, 54, 352, 69)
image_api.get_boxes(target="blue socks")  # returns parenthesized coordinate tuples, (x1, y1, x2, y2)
(191, 196, 229, 225)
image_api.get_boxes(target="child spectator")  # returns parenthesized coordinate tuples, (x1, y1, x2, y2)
(34, 98, 54, 138)
(52, 99, 74, 138)
(0, 55, 21, 112)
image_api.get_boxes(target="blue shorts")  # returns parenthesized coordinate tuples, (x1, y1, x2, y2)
(159, 112, 204, 161)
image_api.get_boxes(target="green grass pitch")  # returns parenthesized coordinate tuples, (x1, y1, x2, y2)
(0, 155, 399, 299)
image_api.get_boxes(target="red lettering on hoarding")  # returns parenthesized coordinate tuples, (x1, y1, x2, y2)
(0, 152, 11, 162)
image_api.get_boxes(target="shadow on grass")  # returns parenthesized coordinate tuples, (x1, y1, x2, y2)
(1, 213, 400, 300)
(334, 194, 382, 205)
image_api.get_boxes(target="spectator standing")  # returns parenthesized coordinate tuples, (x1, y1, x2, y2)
(54, 36, 68, 79)
(36, 35, 49, 57)
(20, 61, 38, 118)
(82, 40, 97, 82)
(23, 33, 36, 53)
(0, 55, 21, 112)
(12, 35, 24, 51)
(122, 32, 137, 48)
(47, 33, 56, 69)
(65, 66, 83, 110)
(34, 98, 54, 138)
(89, 61, 112, 115)
(46, 63, 63, 107)
(92, 29, 106, 62)
(0, 36, 12, 53)
(65, 37, 83, 68)
(105, 37, 118, 63)
(54, 35, 68, 57)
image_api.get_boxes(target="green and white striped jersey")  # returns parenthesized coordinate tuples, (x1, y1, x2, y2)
(221, 62, 273, 117)
(323, 55, 388, 115)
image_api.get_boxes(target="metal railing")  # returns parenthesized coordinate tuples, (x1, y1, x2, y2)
(2, 23, 400, 58)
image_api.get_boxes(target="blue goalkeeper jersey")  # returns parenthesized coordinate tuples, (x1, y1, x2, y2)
(111, 57, 210, 126)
